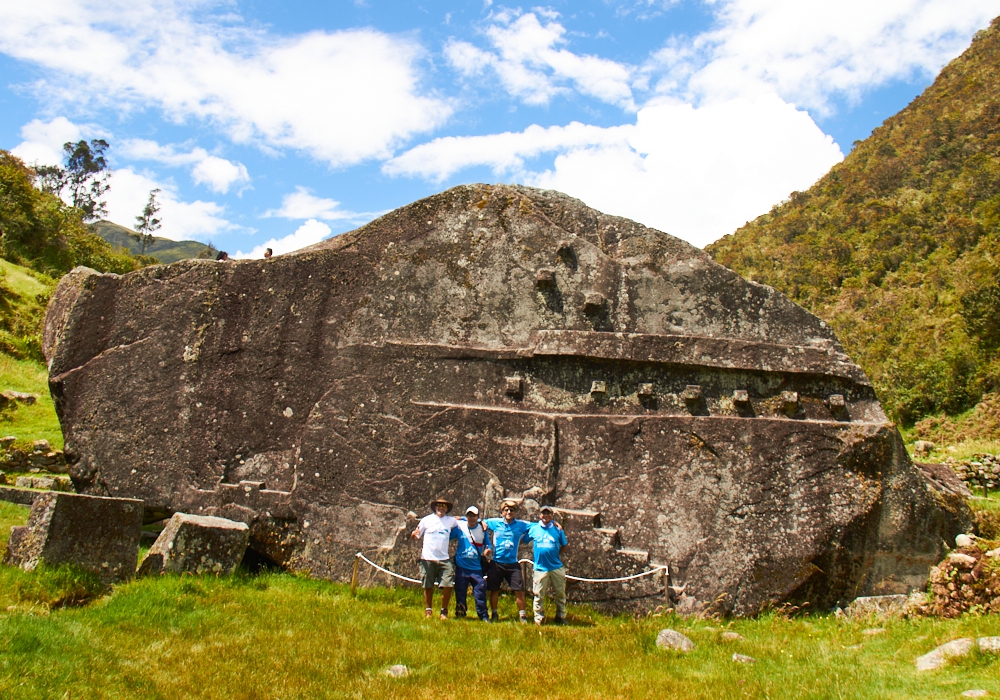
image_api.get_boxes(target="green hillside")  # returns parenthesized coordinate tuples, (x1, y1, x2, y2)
(92, 220, 212, 263)
(708, 17, 1000, 434)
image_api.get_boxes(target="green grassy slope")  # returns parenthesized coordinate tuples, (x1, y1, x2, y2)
(0, 259, 61, 448)
(707, 17, 1000, 429)
(92, 221, 212, 264)
(0, 494, 996, 700)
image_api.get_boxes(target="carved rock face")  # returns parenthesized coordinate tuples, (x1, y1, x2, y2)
(43, 184, 967, 614)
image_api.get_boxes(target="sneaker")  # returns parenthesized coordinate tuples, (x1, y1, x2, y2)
(440, 610, 448, 620)
(534, 618, 543, 626)
(424, 608, 433, 619)
(554, 616, 567, 625)
(519, 615, 528, 624)
(479, 616, 490, 623)
(490, 612, 499, 623)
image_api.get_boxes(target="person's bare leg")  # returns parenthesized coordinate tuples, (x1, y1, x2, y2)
(489, 590, 500, 615)
(515, 591, 526, 614)
(440, 587, 453, 618)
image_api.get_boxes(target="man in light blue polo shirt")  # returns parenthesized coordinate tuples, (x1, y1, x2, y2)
(484, 499, 531, 623)
(526, 504, 568, 625)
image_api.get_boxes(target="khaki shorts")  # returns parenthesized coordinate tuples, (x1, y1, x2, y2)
(420, 559, 455, 588)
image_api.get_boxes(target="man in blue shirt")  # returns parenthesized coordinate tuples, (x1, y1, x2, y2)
(450, 505, 491, 621)
(483, 499, 531, 623)
(527, 505, 569, 625)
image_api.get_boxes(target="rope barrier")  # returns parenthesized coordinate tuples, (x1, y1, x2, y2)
(353, 552, 668, 587)
(516, 558, 668, 583)
(355, 552, 422, 585)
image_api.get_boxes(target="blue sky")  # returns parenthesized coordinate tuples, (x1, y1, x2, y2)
(0, 0, 996, 257)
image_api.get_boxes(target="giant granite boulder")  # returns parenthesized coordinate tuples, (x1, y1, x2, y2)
(43, 184, 968, 615)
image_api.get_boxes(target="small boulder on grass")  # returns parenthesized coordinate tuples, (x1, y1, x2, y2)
(656, 629, 694, 652)
(915, 638, 975, 671)
(138, 513, 249, 576)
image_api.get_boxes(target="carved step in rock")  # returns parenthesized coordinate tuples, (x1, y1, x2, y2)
(138, 513, 250, 576)
(3, 492, 142, 583)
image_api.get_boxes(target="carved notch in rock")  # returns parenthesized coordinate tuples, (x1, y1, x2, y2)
(42, 184, 968, 615)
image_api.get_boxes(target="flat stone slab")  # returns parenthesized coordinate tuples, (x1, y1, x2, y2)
(0, 485, 39, 506)
(915, 638, 975, 671)
(3, 491, 142, 583)
(845, 594, 908, 618)
(138, 513, 249, 576)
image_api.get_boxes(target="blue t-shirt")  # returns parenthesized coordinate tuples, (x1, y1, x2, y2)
(484, 518, 530, 565)
(527, 521, 567, 572)
(450, 518, 488, 572)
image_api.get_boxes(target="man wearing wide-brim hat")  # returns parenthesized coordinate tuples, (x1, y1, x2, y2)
(411, 496, 458, 619)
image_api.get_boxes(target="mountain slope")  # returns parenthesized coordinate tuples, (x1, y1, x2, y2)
(708, 17, 1000, 426)
(92, 221, 212, 263)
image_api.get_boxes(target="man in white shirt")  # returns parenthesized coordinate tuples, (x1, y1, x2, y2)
(410, 496, 458, 619)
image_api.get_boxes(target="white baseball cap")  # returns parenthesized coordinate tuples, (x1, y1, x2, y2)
(465, 505, 479, 515)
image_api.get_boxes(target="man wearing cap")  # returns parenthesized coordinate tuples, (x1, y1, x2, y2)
(410, 497, 458, 619)
(450, 505, 491, 622)
(527, 505, 569, 625)
(483, 499, 532, 623)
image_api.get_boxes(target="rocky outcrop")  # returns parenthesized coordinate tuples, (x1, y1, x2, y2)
(43, 184, 967, 614)
(4, 491, 143, 583)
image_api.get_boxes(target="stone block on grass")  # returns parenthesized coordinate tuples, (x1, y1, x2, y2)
(137, 513, 250, 576)
(3, 491, 143, 583)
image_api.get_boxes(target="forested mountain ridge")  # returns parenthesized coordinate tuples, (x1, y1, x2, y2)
(708, 16, 1000, 427)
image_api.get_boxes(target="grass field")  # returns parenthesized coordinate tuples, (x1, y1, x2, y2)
(0, 503, 997, 700)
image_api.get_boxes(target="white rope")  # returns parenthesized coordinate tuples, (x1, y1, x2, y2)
(517, 558, 668, 583)
(355, 552, 422, 585)
(354, 551, 667, 586)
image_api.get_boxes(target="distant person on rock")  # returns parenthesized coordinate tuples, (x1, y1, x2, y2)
(450, 505, 491, 622)
(216, 251, 229, 261)
(411, 496, 458, 619)
(484, 499, 531, 623)
(264, 248, 272, 259)
(527, 505, 568, 625)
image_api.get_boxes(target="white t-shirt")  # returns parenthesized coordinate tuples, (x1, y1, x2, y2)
(417, 513, 457, 561)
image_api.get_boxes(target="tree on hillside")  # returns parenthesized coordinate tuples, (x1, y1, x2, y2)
(0, 150, 144, 277)
(134, 189, 161, 256)
(35, 139, 112, 222)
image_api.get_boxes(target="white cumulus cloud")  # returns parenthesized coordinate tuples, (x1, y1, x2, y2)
(384, 122, 631, 180)
(103, 168, 234, 241)
(446, 11, 636, 109)
(658, 0, 1000, 114)
(121, 139, 250, 194)
(389, 95, 842, 247)
(0, 0, 452, 166)
(234, 219, 332, 259)
(10, 117, 88, 166)
(263, 186, 365, 221)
